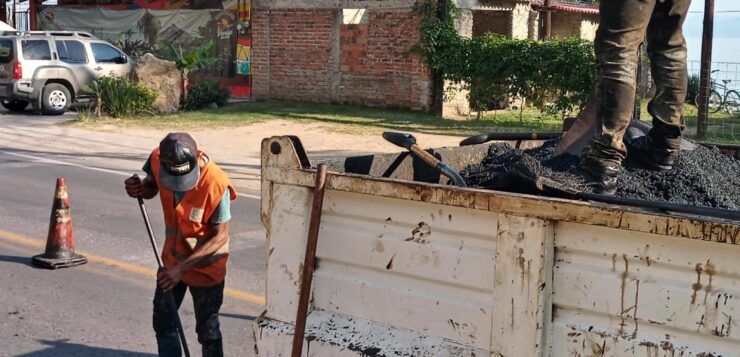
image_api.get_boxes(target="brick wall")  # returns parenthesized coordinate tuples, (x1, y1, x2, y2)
(338, 10, 431, 110)
(251, 9, 335, 102)
(252, 7, 432, 111)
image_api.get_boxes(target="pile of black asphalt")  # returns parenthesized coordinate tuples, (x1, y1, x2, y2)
(460, 139, 740, 210)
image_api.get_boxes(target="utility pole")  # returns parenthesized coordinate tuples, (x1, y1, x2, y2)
(697, 0, 715, 139)
(13, 0, 19, 29)
(0, 0, 6, 24)
(543, 0, 552, 40)
(30, 0, 36, 30)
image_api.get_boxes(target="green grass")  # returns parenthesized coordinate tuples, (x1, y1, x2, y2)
(637, 101, 740, 144)
(70, 99, 740, 144)
(69, 100, 561, 136)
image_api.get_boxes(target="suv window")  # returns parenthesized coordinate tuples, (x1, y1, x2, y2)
(0, 39, 13, 64)
(91, 43, 123, 63)
(56, 40, 87, 64)
(21, 40, 51, 60)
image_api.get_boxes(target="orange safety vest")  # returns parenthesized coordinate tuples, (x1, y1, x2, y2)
(150, 148, 237, 287)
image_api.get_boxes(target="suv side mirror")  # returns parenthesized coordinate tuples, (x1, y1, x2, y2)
(117, 54, 128, 64)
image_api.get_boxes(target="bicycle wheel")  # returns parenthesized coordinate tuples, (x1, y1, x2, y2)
(695, 91, 722, 113)
(725, 90, 740, 115)
(708, 90, 722, 113)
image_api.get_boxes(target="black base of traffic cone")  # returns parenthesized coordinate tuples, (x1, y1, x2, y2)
(32, 253, 87, 269)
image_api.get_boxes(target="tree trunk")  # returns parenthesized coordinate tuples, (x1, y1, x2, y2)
(519, 97, 526, 123)
(181, 69, 189, 110)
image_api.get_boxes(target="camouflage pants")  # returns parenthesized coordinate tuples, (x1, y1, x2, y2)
(584, 0, 690, 165)
(153, 281, 224, 357)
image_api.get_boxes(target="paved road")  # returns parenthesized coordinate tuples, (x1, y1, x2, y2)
(0, 112, 266, 356)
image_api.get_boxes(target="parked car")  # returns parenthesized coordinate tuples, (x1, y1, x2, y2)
(0, 31, 131, 115)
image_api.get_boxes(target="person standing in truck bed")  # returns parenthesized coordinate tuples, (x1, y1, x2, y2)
(580, 0, 690, 194)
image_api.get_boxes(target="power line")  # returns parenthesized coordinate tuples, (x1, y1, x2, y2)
(688, 10, 740, 13)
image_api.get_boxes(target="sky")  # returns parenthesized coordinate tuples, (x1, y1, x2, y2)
(684, 0, 740, 65)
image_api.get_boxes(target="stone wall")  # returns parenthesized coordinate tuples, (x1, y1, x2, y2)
(252, 1, 432, 111)
(551, 11, 599, 41)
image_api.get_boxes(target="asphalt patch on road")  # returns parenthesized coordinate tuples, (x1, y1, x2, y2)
(461, 140, 740, 210)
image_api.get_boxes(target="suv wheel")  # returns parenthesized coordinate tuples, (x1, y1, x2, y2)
(1, 99, 29, 112)
(41, 84, 71, 116)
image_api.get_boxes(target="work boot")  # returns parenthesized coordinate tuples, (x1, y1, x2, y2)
(580, 156, 620, 195)
(625, 131, 678, 171)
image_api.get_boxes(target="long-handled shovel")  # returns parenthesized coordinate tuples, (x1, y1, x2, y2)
(133, 175, 191, 357)
(382, 132, 467, 187)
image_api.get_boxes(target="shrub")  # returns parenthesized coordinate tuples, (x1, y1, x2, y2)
(417, 0, 596, 118)
(75, 105, 93, 122)
(187, 80, 229, 110)
(90, 76, 157, 118)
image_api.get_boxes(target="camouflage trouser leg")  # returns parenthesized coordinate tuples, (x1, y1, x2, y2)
(583, 0, 690, 166)
(153, 281, 224, 357)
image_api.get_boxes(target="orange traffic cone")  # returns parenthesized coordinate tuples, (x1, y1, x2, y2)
(32, 178, 87, 269)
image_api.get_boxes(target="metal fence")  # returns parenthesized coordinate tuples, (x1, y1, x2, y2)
(686, 61, 740, 143)
(689, 60, 740, 91)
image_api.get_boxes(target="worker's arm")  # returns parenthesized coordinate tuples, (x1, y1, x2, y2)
(157, 222, 229, 292)
(125, 175, 159, 199)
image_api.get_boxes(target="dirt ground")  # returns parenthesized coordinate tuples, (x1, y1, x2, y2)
(88, 119, 466, 191)
(100, 119, 466, 158)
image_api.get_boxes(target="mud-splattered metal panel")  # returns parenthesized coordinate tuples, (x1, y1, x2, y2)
(312, 189, 497, 349)
(551, 222, 740, 356)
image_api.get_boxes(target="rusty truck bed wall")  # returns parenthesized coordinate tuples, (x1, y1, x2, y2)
(255, 136, 740, 357)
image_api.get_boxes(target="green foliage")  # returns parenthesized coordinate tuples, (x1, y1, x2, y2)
(157, 39, 221, 107)
(114, 37, 151, 58)
(88, 77, 157, 118)
(158, 39, 219, 73)
(75, 105, 93, 122)
(687, 73, 700, 105)
(416, 0, 597, 117)
(187, 80, 229, 110)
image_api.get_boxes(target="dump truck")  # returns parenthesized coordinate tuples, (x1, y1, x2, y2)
(253, 135, 740, 356)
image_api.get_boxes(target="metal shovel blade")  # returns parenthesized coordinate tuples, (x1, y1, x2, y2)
(553, 98, 598, 156)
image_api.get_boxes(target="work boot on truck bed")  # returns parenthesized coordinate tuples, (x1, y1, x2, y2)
(624, 127, 679, 171)
(580, 156, 619, 195)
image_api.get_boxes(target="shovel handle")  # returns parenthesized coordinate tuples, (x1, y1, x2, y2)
(132, 174, 191, 357)
(383, 132, 466, 187)
(134, 174, 164, 269)
(409, 144, 467, 187)
(408, 143, 441, 168)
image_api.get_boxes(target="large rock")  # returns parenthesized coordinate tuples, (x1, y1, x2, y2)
(131, 53, 181, 113)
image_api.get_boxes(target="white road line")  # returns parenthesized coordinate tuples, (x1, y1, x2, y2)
(3, 151, 133, 176)
(1, 151, 262, 200)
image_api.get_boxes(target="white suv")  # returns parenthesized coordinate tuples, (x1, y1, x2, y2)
(0, 31, 131, 115)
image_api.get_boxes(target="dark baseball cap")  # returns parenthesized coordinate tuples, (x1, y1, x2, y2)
(158, 132, 200, 192)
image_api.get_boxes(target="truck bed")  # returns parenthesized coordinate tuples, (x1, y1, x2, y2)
(254, 135, 740, 357)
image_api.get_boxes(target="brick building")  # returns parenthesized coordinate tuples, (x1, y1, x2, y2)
(252, 0, 598, 114)
(251, 1, 432, 111)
